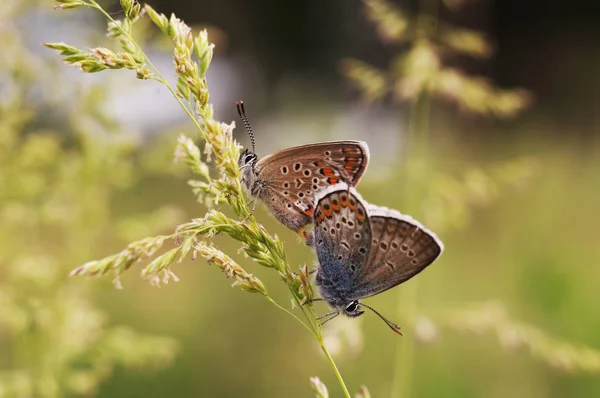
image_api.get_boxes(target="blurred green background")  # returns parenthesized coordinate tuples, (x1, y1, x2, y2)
(1, 0, 599, 397)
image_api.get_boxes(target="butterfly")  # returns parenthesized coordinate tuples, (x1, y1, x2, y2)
(236, 101, 370, 244)
(311, 182, 444, 335)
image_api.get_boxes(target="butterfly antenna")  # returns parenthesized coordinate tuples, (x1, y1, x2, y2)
(359, 303, 404, 336)
(236, 100, 256, 153)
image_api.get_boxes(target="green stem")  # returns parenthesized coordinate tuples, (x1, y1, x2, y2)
(269, 290, 350, 397)
(391, 280, 418, 398)
(319, 340, 352, 398)
(298, 299, 320, 337)
(391, 0, 438, 394)
(391, 93, 428, 398)
(290, 284, 323, 339)
(265, 296, 315, 337)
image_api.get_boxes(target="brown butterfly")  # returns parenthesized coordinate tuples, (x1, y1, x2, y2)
(236, 101, 370, 244)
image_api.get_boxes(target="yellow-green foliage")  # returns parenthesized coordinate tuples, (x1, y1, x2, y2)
(342, 0, 530, 118)
(0, 1, 180, 396)
(436, 301, 600, 373)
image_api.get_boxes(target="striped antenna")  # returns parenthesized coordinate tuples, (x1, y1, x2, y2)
(236, 101, 256, 153)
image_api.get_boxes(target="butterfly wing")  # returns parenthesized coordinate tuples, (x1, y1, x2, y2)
(348, 205, 444, 301)
(313, 183, 372, 304)
(257, 140, 369, 186)
(255, 189, 312, 233)
(254, 141, 369, 232)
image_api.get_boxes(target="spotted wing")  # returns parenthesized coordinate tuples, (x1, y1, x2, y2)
(312, 183, 372, 302)
(348, 205, 444, 300)
(254, 141, 369, 227)
(256, 189, 312, 233)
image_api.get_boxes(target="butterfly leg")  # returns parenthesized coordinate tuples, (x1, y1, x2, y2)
(318, 311, 340, 326)
(292, 267, 318, 279)
(317, 310, 338, 320)
(300, 297, 324, 306)
(305, 297, 324, 304)
(238, 198, 259, 225)
(249, 197, 259, 216)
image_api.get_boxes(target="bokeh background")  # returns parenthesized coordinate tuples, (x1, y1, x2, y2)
(1, 0, 599, 397)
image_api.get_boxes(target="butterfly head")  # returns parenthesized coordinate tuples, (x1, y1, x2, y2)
(340, 300, 364, 318)
(326, 299, 403, 335)
(239, 148, 258, 168)
(239, 148, 258, 191)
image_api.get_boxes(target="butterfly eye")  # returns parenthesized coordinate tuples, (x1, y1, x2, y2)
(244, 153, 256, 163)
(345, 301, 359, 313)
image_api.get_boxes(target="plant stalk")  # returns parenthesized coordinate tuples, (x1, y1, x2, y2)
(320, 340, 352, 398)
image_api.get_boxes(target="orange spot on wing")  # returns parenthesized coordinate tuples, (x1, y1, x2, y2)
(322, 168, 335, 177)
(327, 177, 339, 184)
(356, 211, 366, 223)
(339, 196, 349, 207)
(344, 165, 355, 172)
(355, 207, 366, 223)
(305, 207, 314, 217)
(320, 202, 334, 218)
(330, 201, 340, 212)
(348, 200, 357, 211)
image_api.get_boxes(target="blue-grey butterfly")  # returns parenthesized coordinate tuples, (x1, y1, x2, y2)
(236, 101, 370, 243)
(311, 182, 444, 335)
